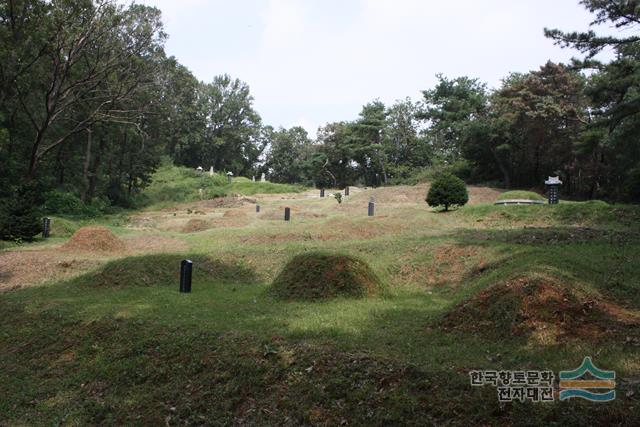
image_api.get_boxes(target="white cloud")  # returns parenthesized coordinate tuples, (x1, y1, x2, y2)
(139, 0, 604, 137)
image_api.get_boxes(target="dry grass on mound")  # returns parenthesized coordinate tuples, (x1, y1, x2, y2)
(188, 196, 256, 210)
(223, 208, 247, 218)
(323, 217, 406, 240)
(342, 184, 502, 206)
(259, 206, 326, 221)
(393, 244, 488, 288)
(63, 226, 125, 253)
(346, 185, 428, 205)
(0, 250, 100, 291)
(182, 219, 212, 233)
(467, 185, 504, 204)
(123, 236, 189, 253)
(440, 274, 640, 345)
(0, 234, 190, 291)
(272, 252, 384, 300)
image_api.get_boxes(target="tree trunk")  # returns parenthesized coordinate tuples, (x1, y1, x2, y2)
(379, 156, 388, 185)
(80, 129, 92, 203)
(490, 146, 511, 188)
(55, 145, 65, 185)
(88, 134, 105, 201)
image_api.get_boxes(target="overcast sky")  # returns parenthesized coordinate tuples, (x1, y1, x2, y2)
(139, 0, 602, 137)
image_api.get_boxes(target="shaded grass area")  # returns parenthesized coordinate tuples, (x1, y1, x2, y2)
(1, 201, 640, 424)
(1, 305, 633, 425)
(75, 253, 258, 288)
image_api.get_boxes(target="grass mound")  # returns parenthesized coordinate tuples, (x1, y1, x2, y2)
(73, 254, 258, 287)
(49, 217, 81, 237)
(63, 226, 125, 253)
(496, 190, 545, 201)
(272, 252, 384, 300)
(138, 164, 305, 208)
(441, 274, 639, 344)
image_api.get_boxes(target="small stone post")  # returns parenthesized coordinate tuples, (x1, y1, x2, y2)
(256, 204, 260, 213)
(179, 259, 192, 293)
(320, 188, 325, 198)
(368, 200, 375, 216)
(284, 207, 291, 221)
(42, 217, 51, 238)
(344, 186, 350, 196)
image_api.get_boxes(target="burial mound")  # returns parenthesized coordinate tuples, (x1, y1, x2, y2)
(272, 252, 384, 300)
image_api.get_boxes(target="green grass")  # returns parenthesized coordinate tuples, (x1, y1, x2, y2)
(230, 177, 305, 196)
(460, 199, 639, 229)
(496, 190, 545, 201)
(1, 196, 639, 424)
(138, 165, 305, 208)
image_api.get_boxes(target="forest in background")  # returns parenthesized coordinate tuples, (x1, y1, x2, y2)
(1, 0, 639, 240)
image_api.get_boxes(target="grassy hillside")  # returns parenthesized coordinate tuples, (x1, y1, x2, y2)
(1, 187, 639, 424)
(140, 164, 306, 207)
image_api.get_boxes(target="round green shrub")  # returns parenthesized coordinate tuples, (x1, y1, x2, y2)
(271, 252, 384, 301)
(426, 173, 469, 211)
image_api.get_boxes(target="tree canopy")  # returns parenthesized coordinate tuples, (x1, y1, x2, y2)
(1, 0, 640, 240)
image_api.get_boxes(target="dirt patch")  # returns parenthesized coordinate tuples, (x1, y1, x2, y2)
(392, 244, 486, 287)
(126, 215, 157, 229)
(440, 274, 640, 345)
(347, 185, 428, 205)
(238, 217, 404, 245)
(223, 209, 247, 218)
(0, 250, 100, 291)
(63, 227, 125, 253)
(0, 235, 190, 291)
(178, 196, 256, 210)
(323, 217, 405, 240)
(182, 219, 212, 233)
(467, 185, 504, 204)
(259, 206, 327, 221)
(123, 236, 189, 253)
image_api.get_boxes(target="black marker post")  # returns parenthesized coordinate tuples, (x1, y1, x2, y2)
(180, 259, 192, 293)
